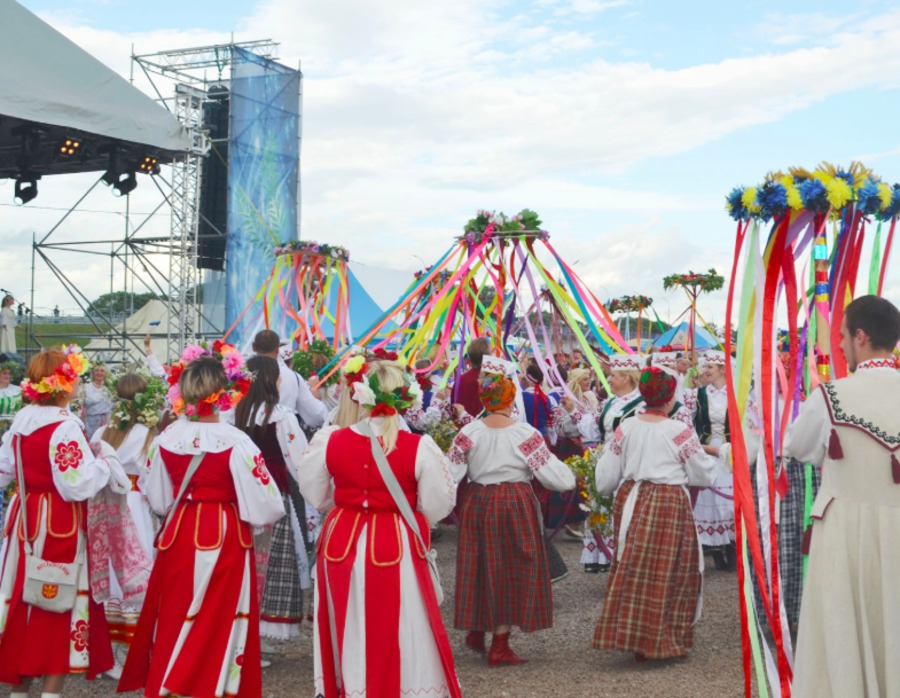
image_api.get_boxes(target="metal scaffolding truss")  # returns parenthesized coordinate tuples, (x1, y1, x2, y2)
(131, 40, 281, 361)
(26, 40, 280, 365)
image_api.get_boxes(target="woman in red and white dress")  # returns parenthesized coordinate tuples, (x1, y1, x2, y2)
(0, 347, 128, 697)
(119, 348, 285, 698)
(297, 359, 461, 698)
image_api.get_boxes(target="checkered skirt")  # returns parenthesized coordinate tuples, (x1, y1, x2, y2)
(779, 458, 820, 627)
(593, 481, 701, 658)
(260, 494, 304, 625)
(454, 481, 553, 632)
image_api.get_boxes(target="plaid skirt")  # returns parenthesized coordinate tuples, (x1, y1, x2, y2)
(594, 481, 701, 658)
(260, 494, 304, 626)
(779, 458, 820, 627)
(455, 482, 553, 632)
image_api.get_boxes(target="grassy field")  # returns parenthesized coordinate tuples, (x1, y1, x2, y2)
(15, 321, 113, 352)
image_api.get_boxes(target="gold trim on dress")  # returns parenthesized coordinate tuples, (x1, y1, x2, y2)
(323, 509, 361, 563)
(194, 503, 224, 551)
(370, 513, 403, 567)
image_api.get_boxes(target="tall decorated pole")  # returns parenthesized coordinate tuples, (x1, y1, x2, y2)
(608, 295, 653, 351)
(662, 270, 725, 363)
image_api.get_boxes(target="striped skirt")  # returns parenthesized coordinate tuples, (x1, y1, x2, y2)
(454, 482, 553, 632)
(593, 481, 701, 658)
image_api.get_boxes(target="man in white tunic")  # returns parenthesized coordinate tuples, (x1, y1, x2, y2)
(785, 295, 900, 698)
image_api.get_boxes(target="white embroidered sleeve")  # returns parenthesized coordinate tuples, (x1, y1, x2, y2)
(784, 388, 829, 468)
(675, 425, 716, 486)
(595, 427, 625, 495)
(275, 412, 309, 483)
(296, 425, 340, 511)
(229, 438, 286, 526)
(518, 430, 576, 492)
(143, 438, 173, 515)
(446, 429, 474, 483)
(414, 435, 457, 524)
(49, 420, 114, 501)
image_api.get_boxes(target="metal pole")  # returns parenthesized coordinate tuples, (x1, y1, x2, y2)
(28, 233, 36, 355)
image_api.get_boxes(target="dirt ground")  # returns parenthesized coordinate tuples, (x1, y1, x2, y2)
(1, 524, 747, 697)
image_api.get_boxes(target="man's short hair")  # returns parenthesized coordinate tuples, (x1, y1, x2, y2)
(845, 295, 900, 351)
(252, 329, 280, 354)
(467, 337, 491, 369)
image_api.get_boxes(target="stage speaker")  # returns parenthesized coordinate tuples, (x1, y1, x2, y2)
(198, 85, 230, 271)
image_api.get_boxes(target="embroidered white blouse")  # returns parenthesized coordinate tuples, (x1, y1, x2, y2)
(447, 420, 576, 491)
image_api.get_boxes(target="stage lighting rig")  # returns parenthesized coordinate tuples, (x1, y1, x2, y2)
(58, 137, 83, 158)
(101, 149, 138, 196)
(14, 172, 40, 205)
(138, 154, 160, 175)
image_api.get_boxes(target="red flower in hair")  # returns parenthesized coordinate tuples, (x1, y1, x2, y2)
(345, 363, 368, 385)
(371, 348, 398, 361)
(197, 401, 214, 417)
(212, 339, 225, 353)
(415, 374, 431, 393)
(168, 363, 184, 386)
(371, 403, 398, 418)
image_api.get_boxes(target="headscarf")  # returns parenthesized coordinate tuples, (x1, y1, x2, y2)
(638, 367, 676, 407)
(479, 373, 516, 412)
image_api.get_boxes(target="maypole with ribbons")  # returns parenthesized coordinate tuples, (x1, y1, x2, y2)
(319, 209, 632, 390)
(223, 240, 352, 352)
(724, 162, 900, 697)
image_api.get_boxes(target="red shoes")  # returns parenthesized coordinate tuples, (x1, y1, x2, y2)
(465, 631, 487, 654)
(487, 632, 528, 666)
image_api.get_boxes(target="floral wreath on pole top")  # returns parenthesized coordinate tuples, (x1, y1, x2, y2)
(663, 269, 725, 293)
(21, 345, 90, 404)
(462, 209, 550, 244)
(726, 162, 900, 222)
(166, 340, 253, 419)
(273, 240, 350, 262)
(292, 338, 339, 386)
(340, 351, 420, 417)
(607, 295, 653, 313)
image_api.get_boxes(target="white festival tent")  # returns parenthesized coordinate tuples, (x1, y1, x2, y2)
(0, 0, 190, 178)
(84, 299, 169, 366)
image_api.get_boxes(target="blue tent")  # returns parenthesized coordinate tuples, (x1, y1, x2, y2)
(651, 321, 720, 350)
(319, 267, 397, 342)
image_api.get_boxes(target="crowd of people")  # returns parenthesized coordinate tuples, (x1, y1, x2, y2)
(0, 294, 897, 697)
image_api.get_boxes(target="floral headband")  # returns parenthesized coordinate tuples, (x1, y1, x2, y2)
(21, 345, 90, 404)
(340, 354, 418, 416)
(107, 370, 167, 431)
(166, 340, 252, 419)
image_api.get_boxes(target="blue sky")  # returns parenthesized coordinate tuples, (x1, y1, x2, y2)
(7, 0, 900, 323)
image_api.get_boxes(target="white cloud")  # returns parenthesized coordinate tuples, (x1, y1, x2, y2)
(9, 1, 900, 319)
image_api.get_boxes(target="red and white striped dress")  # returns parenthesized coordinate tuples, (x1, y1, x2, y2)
(298, 421, 460, 698)
(119, 419, 285, 698)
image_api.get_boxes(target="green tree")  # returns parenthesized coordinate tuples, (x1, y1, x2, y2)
(87, 291, 159, 315)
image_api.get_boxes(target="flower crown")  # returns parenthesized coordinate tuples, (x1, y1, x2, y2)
(21, 345, 90, 404)
(341, 354, 420, 417)
(166, 340, 252, 419)
(107, 370, 167, 431)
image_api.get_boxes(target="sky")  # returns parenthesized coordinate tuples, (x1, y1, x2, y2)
(4, 0, 900, 328)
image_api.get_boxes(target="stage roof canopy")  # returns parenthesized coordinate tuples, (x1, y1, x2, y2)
(0, 0, 190, 180)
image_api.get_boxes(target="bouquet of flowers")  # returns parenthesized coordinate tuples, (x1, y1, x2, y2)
(273, 240, 350, 262)
(424, 418, 460, 454)
(106, 369, 168, 431)
(564, 448, 614, 539)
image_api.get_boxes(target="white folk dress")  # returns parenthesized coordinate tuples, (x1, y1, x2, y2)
(785, 359, 900, 698)
(90, 423, 156, 658)
(579, 388, 641, 565)
(693, 385, 736, 547)
(0, 308, 15, 354)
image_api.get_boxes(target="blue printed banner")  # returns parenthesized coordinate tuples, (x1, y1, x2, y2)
(225, 47, 301, 349)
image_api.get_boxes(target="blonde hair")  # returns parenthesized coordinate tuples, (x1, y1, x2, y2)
(179, 357, 226, 403)
(615, 369, 641, 391)
(333, 377, 364, 428)
(101, 373, 157, 455)
(567, 368, 592, 400)
(365, 360, 406, 455)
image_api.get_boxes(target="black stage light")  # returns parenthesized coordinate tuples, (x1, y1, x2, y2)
(14, 173, 39, 205)
(101, 150, 137, 196)
(58, 137, 82, 158)
(138, 155, 160, 175)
